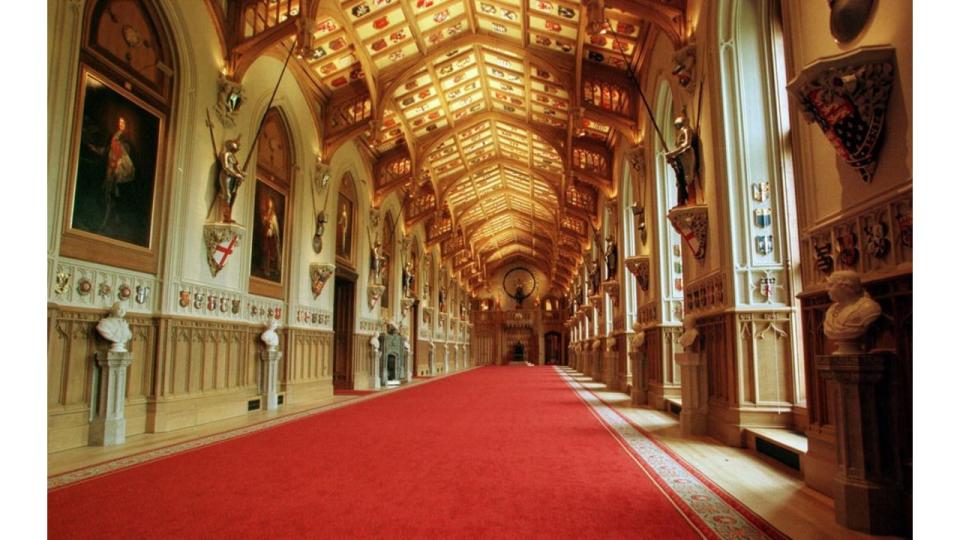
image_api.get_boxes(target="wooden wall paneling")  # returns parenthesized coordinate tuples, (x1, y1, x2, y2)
(148, 317, 261, 433)
(701, 314, 730, 406)
(284, 329, 334, 404)
(48, 307, 99, 452)
(47, 306, 158, 452)
(352, 333, 374, 389)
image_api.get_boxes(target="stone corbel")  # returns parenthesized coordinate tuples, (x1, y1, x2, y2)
(309, 263, 335, 299)
(203, 223, 245, 277)
(668, 204, 708, 260)
(623, 255, 651, 292)
(601, 281, 620, 306)
(787, 45, 896, 183)
(367, 284, 385, 310)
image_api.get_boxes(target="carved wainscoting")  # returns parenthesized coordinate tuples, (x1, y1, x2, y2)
(799, 273, 912, 500)
(644, 326, 682, 410)
(148, 317, 269, 433)
(700, 312, 796, 447)
(416, 339, 433, 375)
(352, 333, 376, 390)
(603, 334, 625, 392)
(48, 305, 158, 453)
(284, 328, 334, 404)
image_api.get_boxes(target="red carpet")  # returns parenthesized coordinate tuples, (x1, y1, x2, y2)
(48, 367, 769, 539)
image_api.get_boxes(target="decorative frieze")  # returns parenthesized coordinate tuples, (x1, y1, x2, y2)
(51, 258, 159, 314)
(636, 301, 658, 327)
(359, 318, 381, 334)
(800, 190, 912, 287)
(172, 282, 282, 323)
(684, 272, 725, 314)
(293, 306, 332, 328)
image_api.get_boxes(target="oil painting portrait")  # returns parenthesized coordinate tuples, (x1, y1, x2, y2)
(71, 72, 160, 248)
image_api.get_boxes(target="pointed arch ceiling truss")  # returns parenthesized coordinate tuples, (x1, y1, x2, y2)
(221, 0, 690, 294)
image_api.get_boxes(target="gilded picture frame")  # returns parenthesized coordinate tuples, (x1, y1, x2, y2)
(60, 66, 166, 274)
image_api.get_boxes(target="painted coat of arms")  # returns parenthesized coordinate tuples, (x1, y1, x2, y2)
(787, 46, 896, 182)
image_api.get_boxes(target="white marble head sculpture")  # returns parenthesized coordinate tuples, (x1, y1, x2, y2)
(824, 270, 882, 353)
(97, 301, 133, 353)
(261, 319, 280, 351)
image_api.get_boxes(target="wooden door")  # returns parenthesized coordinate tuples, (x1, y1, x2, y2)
(545, 332, 561, 365)
(410, 300, 419, 374)
(333, 276, 355, 389)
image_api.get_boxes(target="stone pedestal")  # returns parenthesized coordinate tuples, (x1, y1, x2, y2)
(261, 349, 282, 411)
(90, 351, 133, 446)
(816, 353, 905, 536)
(405, 346, 413, 383)
(677, 351, 708, 436)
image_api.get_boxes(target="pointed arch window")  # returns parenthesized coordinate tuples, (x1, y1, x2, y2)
(621, 160, 637, 329)
(655, 81, 684, 306)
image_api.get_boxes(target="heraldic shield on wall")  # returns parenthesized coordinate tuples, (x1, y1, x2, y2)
(788, 45, 896, 183)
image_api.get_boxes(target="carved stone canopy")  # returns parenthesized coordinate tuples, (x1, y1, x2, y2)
(787, 46, 896, 183)
(667, 204, 708, 261)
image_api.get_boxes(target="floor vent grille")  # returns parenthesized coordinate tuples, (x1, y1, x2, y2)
(756, 437, 801, 471)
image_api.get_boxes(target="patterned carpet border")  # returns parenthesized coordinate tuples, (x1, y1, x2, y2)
(555, 367, 790, 540)
(48, 367, 478, 491)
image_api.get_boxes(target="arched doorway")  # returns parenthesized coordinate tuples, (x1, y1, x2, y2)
(544, 331, 562, 365)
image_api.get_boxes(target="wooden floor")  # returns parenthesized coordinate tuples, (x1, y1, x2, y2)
(563, 370, 905, 540)
(49, 366, 905, 539)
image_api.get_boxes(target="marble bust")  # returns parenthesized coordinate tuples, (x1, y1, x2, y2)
(97, 302, 133, 353)
(630, 323, 646, 350)
(678, 315, 699, 351)
(261, 319, 280, 351)
(824, 270, 882, 354)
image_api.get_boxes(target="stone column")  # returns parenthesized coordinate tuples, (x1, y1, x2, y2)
(261, 349, 282, 411)
(816, 353, 905, 535)
(677, 351, 708, 435)
(90, 351, 133, 446)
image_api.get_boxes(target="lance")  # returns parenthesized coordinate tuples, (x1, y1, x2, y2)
(241, 39, 297, 173)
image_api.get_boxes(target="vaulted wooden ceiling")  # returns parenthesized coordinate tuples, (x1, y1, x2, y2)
(213, 0, 688, 295)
